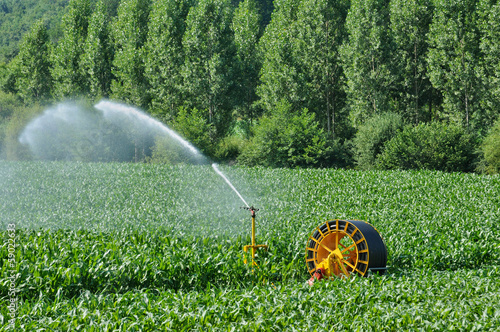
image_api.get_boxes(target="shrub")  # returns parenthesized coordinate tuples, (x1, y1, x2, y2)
(237, 101, 332, 168)
(377, 122, 476, 172)
(172, 107, 215, 156)
(0, 90, 18, 119)
(481, 118, 500, 174)
(352, 112, 403, 170)
(0, 91, 20, 157)
(2, 102, 43, 160)
(213, 135, 245, 163)
(147, 136, 191, 164)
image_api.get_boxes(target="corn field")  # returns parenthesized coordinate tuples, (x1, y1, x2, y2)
(1, 162, 499, 330)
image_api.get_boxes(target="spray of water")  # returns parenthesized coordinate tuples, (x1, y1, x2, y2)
(94, 100, 205, 161)
(19, 100, 208, 164)
(11, 99, 256, 234)
(19, 100, 248, 201)
(212, 163, 250, 208)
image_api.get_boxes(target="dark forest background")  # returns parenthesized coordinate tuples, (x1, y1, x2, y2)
(0, 0, 499, 173)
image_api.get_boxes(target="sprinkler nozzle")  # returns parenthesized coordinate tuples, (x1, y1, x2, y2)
(241, 206, 259, 212)
(241, 206, 259, 217)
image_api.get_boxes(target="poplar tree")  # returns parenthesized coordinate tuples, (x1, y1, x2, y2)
(257, 0, 302, 114)
(390, 0, 434, 124)
(80, 0, 113, 100)
(232, 0, 262, 124)
(15, 20, 53, 102)
(427, 0, 482, 131)
(292, 0, 349, 137)
(51, 0, 92, 99)
(476, 0, 500, 132)
(111, 0, 151, 109)
(181, 0, 236, 138)
(340, 0, 394, 127)
(145, 0, 193, 119)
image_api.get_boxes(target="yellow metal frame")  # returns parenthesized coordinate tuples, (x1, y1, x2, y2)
(243, 210, 268, 266)
(315, 247, 351, 278)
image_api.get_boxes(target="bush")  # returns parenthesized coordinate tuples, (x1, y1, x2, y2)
(237, 101, 332, 168)
(147, 136, 206, 164)
(352, 112, 403, 170)
(213, 135, 245, 163)
(172, 107, 215, 156)
(0, 90, 18, 119)
(377, 122, 476, 172)
(2, 102, 43, 160)
(481, 118, 500, 174)
(0, 91, 20, 156)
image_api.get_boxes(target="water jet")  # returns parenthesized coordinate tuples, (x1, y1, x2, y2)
(19, 100, 208, 164)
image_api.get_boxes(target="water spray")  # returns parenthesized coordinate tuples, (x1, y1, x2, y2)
(211, 163, 249, 208)
(95, 100, 206, 162)
(19, 100, 209, 164)
(211, 164, 268, 266)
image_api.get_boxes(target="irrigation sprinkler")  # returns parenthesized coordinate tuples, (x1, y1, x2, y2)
(241, 206, 268, 266)
(211, 163, 387, 282)
(211, 165, 268, 266)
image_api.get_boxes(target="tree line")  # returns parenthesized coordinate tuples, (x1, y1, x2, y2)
(0, 0, 499, 172)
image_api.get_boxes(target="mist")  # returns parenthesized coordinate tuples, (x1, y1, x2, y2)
(19, 100, 208, 164)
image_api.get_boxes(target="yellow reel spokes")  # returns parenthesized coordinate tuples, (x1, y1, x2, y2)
(306, 219, 385, 280)
(312, 229, 359, 278)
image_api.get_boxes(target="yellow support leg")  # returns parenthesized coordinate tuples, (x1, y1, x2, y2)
(242, 207, 268, 267)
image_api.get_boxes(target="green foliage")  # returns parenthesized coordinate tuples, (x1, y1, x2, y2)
(238, 101, 332, 167)
(0, 90, 18, 119)
(256, 0, 301, 114)
(257, 0, 351, 137)
(389, 0, 435, 124)
(481, 117, 500, 174)
(213, 134, 245, 162)
(476, 0, 500, 134)
(80, 0, 113, 100)
(148, 135, 202, 164)
(110, 0, 151, 109)
(292, 0, 349, 137)
(51, 0, 93, 99)
(341, 0, 395, 127)
(145, 0, 193, 119)
(0, 0, 70, 62)
(0, 90, 18, 157)
(377, 121, 477, 172)
(352, 112, 403, 170)
(1, 103, 43, 160)
(426, 0, 483, 132)
(14, 20, 53, 102)
(172, 106, 214, 156)
(181, 0, 236, 138)
(0, 57, 21, 95)
(232, 0, 262, 123)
